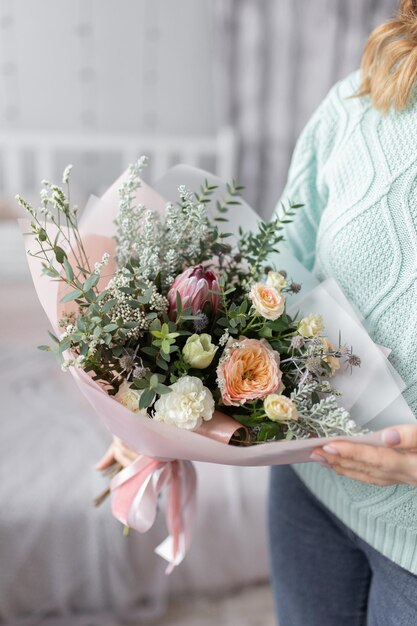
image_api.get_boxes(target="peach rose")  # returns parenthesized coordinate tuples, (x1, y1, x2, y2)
(217, 337, 282, 406)
(249, 283, 285, 320)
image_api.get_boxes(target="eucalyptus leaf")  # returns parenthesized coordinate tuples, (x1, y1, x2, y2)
(156, 356, 169, 371)
(48, 331, 59, 344)
(101, 298, 118, 313)
(142, 346, 158, 356)
(83, 273, 100, 291)
(58, 338, 72, 354)
(139, 388, 156, 410)
(63, 257, 74, 280)
(60, 289, 83, 303)
(54, 245, 67, 264)
(155, 384, 171, 395)
(103, 323, 118, 332)
(149, 374, 159, 388)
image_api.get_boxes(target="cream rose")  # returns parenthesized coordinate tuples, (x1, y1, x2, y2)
(322, 338, 341, 376)
(249, 283, 285, 321)
(266, 271, 287, 292)
(182, 333, 218, 369)
(153, 375, 214, 430)
(298, 314, 324, 338)
(264, 394, 298, 422)
(114, 380, 142, 413)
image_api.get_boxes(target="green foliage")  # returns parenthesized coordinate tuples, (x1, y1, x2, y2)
(237, 201, 301, 281)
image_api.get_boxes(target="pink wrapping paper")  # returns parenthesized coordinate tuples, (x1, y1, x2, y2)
(19, 165, 410, 467)
(21, 164, 417, 572)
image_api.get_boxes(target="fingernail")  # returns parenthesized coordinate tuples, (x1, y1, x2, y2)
(310, 453, 324, 462)
(382, 430, 401, 446)
(310, 453, 332, 469)
(322, 445, 339, 455)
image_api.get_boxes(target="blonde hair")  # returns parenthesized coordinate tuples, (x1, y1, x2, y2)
(358, 0, 417, 112)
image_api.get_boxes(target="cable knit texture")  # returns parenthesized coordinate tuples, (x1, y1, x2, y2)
(279, 70, 417, 574)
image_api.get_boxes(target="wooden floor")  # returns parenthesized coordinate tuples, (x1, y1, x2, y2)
(146, 584, 275, 626)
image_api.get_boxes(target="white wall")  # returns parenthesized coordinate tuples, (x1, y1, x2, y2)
(0, 0, 215, 135)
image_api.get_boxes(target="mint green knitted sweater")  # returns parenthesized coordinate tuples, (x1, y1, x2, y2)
(279, 70, 417, 574)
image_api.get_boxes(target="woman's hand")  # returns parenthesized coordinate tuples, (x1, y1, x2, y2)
(95, 436, 139, 470)
(310, 426, 417, 486)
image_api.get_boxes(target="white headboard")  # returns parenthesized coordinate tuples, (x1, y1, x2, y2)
(0, 126, 236, 197)
(0, 127, 236, 281)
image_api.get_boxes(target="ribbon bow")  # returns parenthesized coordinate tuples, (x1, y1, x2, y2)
(110, 455, 197, 574)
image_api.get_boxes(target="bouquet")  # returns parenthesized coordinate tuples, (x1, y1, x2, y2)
(18, 159, 412, 571)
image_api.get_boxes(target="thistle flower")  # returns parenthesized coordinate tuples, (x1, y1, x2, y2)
(119, 354, 136, 372)
(193, 313, 209, 333)
(167, 265, 221, 318)
(289, 282, 302, 294)
(305, 356, 323, 375)
(347, 353, 361, 367)
(310, 336, 324, 348)
(290, 335, 305, 350)
(133, 365, 150, 379)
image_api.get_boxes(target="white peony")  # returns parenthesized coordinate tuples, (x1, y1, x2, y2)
(153, 375, 214, 430)
(114, 380, 142, 413)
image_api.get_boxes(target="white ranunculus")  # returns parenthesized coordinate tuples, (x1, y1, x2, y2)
(266, 271, 287, 292)
(114, 380, 142, 413)
(298, 314, 324, 338)
(182, 333, 218, 369)
(153, 375, 214, 430)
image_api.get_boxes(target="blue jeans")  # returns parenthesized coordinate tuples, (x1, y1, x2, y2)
(268, 465, 417, 626)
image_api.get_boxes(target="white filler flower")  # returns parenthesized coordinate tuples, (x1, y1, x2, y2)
(153, 375, 214, 430)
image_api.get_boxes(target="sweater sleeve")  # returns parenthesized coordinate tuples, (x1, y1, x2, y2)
(277, 93, 336, 271)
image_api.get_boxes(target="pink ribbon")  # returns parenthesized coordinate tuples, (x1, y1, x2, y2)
(110, 455, 197, 574)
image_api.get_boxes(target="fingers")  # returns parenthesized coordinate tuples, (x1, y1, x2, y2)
(95, 438, 139, 471)
(330, 466, 398, 486)
(316, 442, 402, 473)
(112, 437, 139, 467)
(382, 425, 417, 450)
(95, 444, 116, 470)
(310, 440, 417, 486)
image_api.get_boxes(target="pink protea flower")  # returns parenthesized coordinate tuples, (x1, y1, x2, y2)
(168, 265, 221, 317)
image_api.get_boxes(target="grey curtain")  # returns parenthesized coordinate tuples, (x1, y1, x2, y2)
(214, 0, 397, 218)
